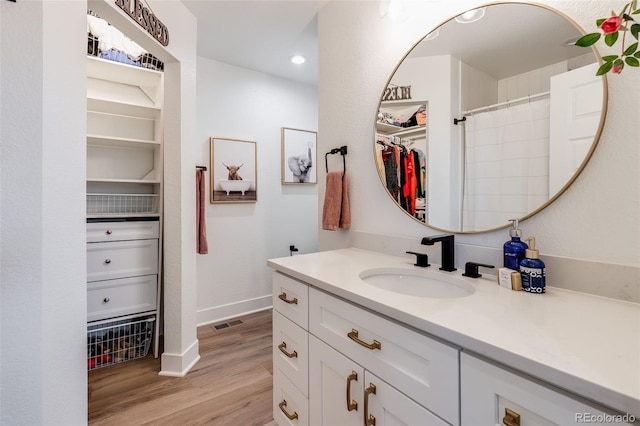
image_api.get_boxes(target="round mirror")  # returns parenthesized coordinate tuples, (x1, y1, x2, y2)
(374, 2, 607, 233)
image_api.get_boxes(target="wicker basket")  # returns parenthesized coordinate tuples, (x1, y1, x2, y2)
(86, 193, 159, 215)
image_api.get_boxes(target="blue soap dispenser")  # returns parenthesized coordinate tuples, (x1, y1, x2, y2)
(503, 219, 528, 270)
(520, 237, 546, 294)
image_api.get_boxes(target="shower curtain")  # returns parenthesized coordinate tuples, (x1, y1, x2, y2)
(463, 98, 550, 231)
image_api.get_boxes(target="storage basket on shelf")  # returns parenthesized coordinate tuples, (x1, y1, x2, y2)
(86, 193, 159, 216)
(87, 315, 154, 370)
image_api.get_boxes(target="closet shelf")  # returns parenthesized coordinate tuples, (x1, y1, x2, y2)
(88, 98, 160, 119)
(87, 178, 162, 185)
(87, 56, 162, 89)
(376, 122, 426, 138)
(87, 134, 161, 149)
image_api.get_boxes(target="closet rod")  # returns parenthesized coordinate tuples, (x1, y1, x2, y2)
(462, 91, 550, 116)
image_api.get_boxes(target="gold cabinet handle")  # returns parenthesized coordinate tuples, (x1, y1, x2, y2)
(278, 399, 299, 421)
(364, 383, 376, 426)
(346, 371, 358, 411)
(278, 292, 298, 305)
(503, 408, 521, 426)
(348, 329, 381, 351)
(278, 341, 298, 358)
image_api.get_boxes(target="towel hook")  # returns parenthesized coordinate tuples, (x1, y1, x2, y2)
(325, 146, 348, 173)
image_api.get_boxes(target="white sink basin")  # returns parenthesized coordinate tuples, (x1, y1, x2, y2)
(359, 267, 476, 298)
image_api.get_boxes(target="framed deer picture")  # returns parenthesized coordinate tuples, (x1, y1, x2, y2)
(209, 137, 257, 203)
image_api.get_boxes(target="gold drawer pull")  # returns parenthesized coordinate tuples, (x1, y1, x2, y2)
(346, 371, 358, 411)
(503, 408, 521, 426)
(278, 399, 299, 421)
(364, 383, 376, 426)
(278, 292, 298, 305)
(278, 342, 298, 358)
(348, 329, 381, 350)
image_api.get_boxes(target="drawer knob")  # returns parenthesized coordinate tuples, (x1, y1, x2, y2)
(277, 342, 298, 358)
(278, 399, 298, 421)
(106, 230, 112, 235)
(364, 383, 376, 426)
(503, 408, 521, 426)
(278, 292, 298, 305)
(346, 371, 358, 411)
(348, 329, 381, 351)
(104, 259, 111, 264)
(103, 297, 110, 303)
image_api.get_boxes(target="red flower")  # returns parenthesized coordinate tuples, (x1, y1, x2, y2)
(600, 16, 623, 34)
(613, 64, 623, 74)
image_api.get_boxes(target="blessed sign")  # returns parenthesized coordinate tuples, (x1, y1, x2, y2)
(382, 85, 412, 102)
(115, 0, 169, 46)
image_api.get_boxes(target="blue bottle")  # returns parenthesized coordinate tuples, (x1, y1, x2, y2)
(520, 237, 546, 294)
(503, 219, 528, 270)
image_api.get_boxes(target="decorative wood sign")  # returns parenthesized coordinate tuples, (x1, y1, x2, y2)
(115, 0, 169, 46)
(382, 85, 412, 101)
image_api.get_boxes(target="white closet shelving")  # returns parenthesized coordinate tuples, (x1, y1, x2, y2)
(86, 55, 164, 364)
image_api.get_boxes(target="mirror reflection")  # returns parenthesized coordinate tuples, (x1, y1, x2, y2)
(375, 3, 606, 233)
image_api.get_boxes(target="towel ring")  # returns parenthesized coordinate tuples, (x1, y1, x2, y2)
(325, 146, 348, 173)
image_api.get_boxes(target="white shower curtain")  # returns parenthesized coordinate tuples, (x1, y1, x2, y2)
(463, 98, 550, 231)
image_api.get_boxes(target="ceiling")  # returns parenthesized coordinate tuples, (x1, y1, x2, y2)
(180, 0, 328, 86)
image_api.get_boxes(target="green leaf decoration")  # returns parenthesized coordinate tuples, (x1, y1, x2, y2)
(635, 51, 640, 57)
(597, 61, 613, 75)
(605, 32, 619, 47)
(575, 33, 601, 47)
(625, 56, 640, 66)
(602, 55, 619, 62)
(632, 23, 640, 38)
(624, 42, 639, 55)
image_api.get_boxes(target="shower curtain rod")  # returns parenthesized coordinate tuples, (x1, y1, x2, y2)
(462, 91, 550, 116)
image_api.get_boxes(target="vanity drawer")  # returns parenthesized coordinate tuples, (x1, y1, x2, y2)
(273, 367, 309, 426)
(460, 353, 613, 426)
(87, 220, 159, 243)
(87, 274, 157, 322)
(273, 272, 309, 330)
(87, 239, 158, 282)
(309, 287, 460, 425)
(273, 311, 309, 397)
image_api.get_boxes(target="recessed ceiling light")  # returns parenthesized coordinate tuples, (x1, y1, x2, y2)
(290, 55, 306, 65)
(455, 7, 486, 24)
(424, 28, 440, 41)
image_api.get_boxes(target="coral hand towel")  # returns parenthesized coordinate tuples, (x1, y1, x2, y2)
(322, 171, 351, 231)
(196, 169, 209, 254)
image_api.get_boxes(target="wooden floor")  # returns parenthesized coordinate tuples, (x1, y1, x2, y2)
(88, 310, 276, 426)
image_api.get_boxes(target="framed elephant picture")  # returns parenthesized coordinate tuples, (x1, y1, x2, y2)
(281, 127, 317, 184)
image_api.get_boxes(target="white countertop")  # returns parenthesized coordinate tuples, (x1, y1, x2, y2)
(267, 248, 640, 417)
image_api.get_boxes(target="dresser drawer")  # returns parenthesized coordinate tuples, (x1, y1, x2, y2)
(87, 274, 157, 322)
(274, 311, 309, 397)
(309, 287, 460, 425)
(273, 272, 309, 330)
(87, 220, 159, 243)
(274, 367, 309, 426)
(87, 239, 158, 282)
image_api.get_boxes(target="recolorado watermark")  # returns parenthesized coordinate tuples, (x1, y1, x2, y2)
(575, 413, 636, 423)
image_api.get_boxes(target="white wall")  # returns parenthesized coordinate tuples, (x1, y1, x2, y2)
(318, 1, 639, 271)
(195, 58, 318, 325)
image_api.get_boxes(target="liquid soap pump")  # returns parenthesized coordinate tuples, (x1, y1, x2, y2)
(503, 219, 528, 270)
(520, 237, 546, 294)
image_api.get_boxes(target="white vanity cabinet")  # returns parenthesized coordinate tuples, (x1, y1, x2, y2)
(271, 271, 459, 426)
(460, 353, 614, 426)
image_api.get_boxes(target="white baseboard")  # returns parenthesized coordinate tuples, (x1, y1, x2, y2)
(197, 295, 272, 327)
(159, 339, 201, 377)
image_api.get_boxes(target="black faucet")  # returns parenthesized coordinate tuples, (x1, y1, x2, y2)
(421, 234, 456, 272)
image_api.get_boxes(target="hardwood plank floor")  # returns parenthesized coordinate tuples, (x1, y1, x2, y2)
(88, 310, 276, 426)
